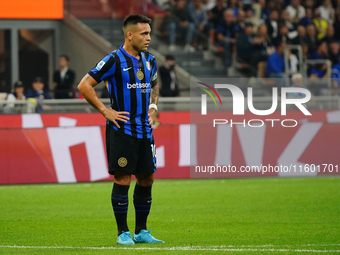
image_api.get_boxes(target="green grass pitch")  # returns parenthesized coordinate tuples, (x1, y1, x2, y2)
(0, 177, 339, 254)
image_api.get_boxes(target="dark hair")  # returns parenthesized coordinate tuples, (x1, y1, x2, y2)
(60, 55, 69, 62)
(316, 39, 326, 48)
(245, 21, 254, 27)
(123, 14, 151, 28)
(275, 39, 286, 48)
(243, 4, 252, 12)
(33, 77, 44, 83)
(14, 81, 23, 88)
(278, 23, 288, 30)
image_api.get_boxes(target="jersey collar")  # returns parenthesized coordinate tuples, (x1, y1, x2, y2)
(120, 45, 143, 62)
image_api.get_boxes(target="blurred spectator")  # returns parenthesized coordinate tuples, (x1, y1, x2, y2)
(334, 12, 340, 41)
(244, 4, 260, 29)
(26, 77, 51, 113)
(336, 0, 340, 22)
(265, 40, 287, 78)
(159, 54, 180, 97)
(299, 7, 314, 26)
(188, 0, 209, 49)
(288, 73, 307, 98)
(53, 55, 75, 99)
(285, 0, 306, 23)
(156, 0, 176, 10)
(290, 73, 304, 87)
(271, 0, 286, 14)
(329, 41, 340, 65)
(310, 39, 329, 91)
(280, 9, 298, 40)
(323, 24, 335, 44)
(336, 0, 340, 15)
(257, 23, 274, 52)
(266, 9, 279, 38)
(255, 24, 274, 77)
(202, 0, 216, 11)
(216, 9, 236, 67)
(291, 25, 307, 45)
(310, 63, 329, 78)
(305, 24, 318, 56)
(313, 8, 328, 40)
(227, 0, 241, 17)
(318, 0, 335, 24)
(309, 41, 329, 90)
(273, 24, 290, 46)
(309, 62, 329, 95)
(26, 77, 51, 99)
(236, 22, 264, 76)
(235, 9, 246, 36)
(304, 0, 315, 9)
(166, 0, 196, 52)
(290, 72, 318, 107)
(311, 40, 328, 59)
(257, 0, 271, 22)
(301, 43, 310, 61)
(3, 81, 26, 113)
(207, 0, 226, 29)
(290, 50, 300, 74)
(331, 55, 340, 91)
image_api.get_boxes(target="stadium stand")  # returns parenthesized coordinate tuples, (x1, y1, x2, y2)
(78, 0, 340, 94)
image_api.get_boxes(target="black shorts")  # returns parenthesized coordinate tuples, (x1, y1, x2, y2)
(106, 125, 157, 175)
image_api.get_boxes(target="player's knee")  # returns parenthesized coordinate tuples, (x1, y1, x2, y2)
(139, 179, 154, 187)
(114, 173, 132, 186)
(136, 174, 154, 187)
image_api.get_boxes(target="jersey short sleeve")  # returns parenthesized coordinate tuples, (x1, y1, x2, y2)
(88, 53, 116, 83)
(151, 57, 158, 82)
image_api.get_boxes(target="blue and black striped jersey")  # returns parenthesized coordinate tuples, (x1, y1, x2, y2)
(88, 45, 157, 139)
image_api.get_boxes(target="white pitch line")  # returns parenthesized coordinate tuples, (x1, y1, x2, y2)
(0, 245, 339, 253)
(209, 244, 340, 248)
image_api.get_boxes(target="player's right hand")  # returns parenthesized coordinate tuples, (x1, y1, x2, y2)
(102, 108, 129, 128)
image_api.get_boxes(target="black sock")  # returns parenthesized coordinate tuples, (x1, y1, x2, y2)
(134, 184, 152, 234)
(111, 183, 130, 235)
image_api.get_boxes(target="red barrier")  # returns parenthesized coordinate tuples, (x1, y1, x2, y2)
(0, 111, 339, 184)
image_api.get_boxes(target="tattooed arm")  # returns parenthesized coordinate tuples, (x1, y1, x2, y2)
(148, 79, 159, 125)
(150, 79, 159, 105)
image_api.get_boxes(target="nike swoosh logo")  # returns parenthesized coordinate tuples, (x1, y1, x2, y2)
(147, 200, 152, 203)
(118, 202, 128, 205)
(123, 67, 132, 71)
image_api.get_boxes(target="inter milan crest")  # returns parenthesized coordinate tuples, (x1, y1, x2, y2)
(137, 69, 144, 80)
(118, 157, 127, 167)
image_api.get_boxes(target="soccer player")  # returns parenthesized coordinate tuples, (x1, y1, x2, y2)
(77, 14, 163, 245)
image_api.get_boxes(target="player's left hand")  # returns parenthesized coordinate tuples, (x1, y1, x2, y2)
(148, 108, 157, 126)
